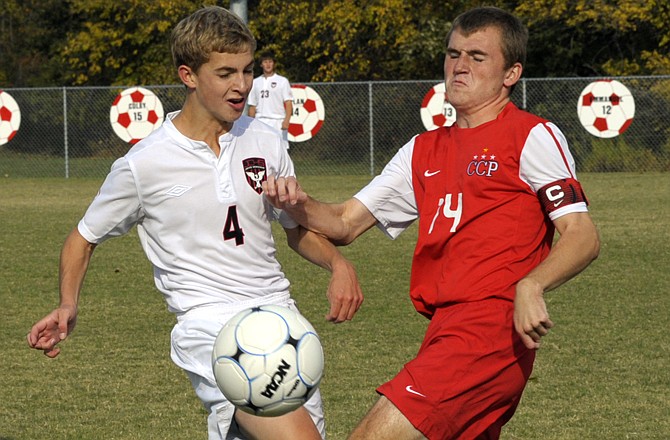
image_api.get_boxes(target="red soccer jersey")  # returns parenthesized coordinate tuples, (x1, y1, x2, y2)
(356, 103, 588, 318)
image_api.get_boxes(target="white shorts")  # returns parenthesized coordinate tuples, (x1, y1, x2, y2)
(256, 116, 289, 148)
(170, 292, 325, 439)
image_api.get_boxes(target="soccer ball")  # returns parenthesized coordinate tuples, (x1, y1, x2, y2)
(420, 82, 456, 131)
(577, 80, 635, 138)
(0, 90, 21, 146)
(211, 305, 324, 417)
(109, 86, 164, 144)
(288, 85, 325, 142)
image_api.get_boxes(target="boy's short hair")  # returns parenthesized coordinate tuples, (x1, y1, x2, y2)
(446, 6, 528, 69)
(259, 52, 275, 62)
(170, 6, 256, 72)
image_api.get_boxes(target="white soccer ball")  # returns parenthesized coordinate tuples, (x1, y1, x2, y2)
(577, 80, 635, 138)
(420, 82, 456, 131)
(212, 305, 324, 417)
(109, 86, 164, 144)
(0, 90, 21, 146)
(288, 85, 325, 142)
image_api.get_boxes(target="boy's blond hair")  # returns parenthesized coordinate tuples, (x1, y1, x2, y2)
(170, 6, 256, 73)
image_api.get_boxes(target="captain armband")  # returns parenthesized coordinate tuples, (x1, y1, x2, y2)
(538, 178, 588, 215)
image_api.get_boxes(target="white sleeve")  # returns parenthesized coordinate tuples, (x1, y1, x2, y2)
(247, 77, 260, 107)
(78, 157, 142, 244)
(354, 137, 418, 239)
(281, 77, 293, 102)
(519, 122, 588, 220)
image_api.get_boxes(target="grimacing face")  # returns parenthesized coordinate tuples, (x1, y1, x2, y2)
(444, 26, 519, 116)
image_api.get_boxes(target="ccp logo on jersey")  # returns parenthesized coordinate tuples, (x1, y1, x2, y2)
(467, 150, 499, 177)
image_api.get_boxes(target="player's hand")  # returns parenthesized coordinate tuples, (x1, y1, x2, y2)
(325, 258, 364, 323)
(27, 305, 78, 358)
(262, 175, 308, 208)
(514, 278, 554, 350)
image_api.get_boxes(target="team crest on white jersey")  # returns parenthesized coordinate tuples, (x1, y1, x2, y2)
(244, 157, 267, 194)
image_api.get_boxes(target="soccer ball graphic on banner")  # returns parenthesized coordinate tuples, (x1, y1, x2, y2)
(577, 80, 635, 138)
(110, 86, 164, 144)
(420, 82, 456, 131)
(0, 91, 21, 146)
(212, 305, 324, 417)
(288, 85, 325, 142)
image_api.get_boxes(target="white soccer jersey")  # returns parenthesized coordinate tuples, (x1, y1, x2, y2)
(78, 112, 298, 314)
(248, 73, 293, 119)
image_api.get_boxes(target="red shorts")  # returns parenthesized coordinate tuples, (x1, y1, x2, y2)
(377, 299, 535, 440)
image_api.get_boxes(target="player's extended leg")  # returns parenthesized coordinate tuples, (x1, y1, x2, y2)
(348, 395, 427, 440)
(235, 406, 321, 440)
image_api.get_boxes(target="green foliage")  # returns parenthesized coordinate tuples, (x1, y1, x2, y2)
(249, 0, 461, 81)
(0, 0, 72, 86)
(515, 0, 670, 76)
(1, 1, 670, 85)
(62, 0, 200, 86)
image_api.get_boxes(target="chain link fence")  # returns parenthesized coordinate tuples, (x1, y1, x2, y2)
(1, 76, 669, 178)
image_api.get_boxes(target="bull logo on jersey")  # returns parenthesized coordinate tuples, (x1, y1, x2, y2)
(243, 157, 267, 194)
(466, 148, 500, 177)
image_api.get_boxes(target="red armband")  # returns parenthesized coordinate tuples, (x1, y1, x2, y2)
(538, 178, 588, 215)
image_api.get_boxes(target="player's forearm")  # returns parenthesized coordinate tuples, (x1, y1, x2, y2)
(58, 228, 96, 308)
(283, 101, 293, 127)
(284, 198, 354, 245)
(287, 226, 345, 271)
(521, 214, 600, 293)
(264, 175, 373, 244)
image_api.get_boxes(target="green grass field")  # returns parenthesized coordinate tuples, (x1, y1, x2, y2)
(1, 173, 668, 439)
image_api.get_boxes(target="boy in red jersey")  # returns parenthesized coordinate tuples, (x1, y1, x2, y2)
(264, 6, 600, 440)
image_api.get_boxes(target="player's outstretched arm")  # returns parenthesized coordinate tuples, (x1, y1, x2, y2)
(27, 228, 97, 357)
(263, 175, 377, 245)
(514, 212, 600, 349)
(284, 226, 364, 323)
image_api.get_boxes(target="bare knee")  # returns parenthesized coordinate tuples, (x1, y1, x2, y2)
(235, 407, 321, 440)
(348, 396, 426, 440)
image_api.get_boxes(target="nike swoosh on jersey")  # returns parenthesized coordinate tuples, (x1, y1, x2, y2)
(405, 385, 427, 397)
(424, 170, 441, 177)
(553, 200, 564, 207)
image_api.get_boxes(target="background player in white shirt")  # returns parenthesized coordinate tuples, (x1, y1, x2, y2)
(248, 52, 293, 147)
(26, 7, 363, 440)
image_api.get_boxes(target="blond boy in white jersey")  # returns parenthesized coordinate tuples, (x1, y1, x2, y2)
(27, 6, 363, 440)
